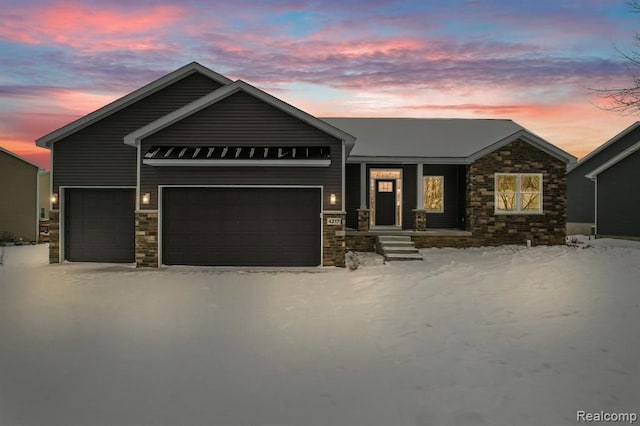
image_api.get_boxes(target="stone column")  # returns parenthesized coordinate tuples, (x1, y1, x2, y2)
(322, 212, 346, 267)
(135, 211, 158, 267)
(412, 209, 427, 231)
(357, 209, 370, 231)
(48, 210, 60, 263)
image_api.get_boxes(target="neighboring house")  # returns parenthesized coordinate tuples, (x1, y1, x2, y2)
(36, 62, 576, 267)
(566, 122, 640, 235)
(583, 140, 640, 240)
(0, 146, 47, 243)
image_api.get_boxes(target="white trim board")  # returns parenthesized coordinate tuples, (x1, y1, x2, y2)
(142, 159, 331, 167)
(124, 80, 355, 149)
(585, 141, 640, 179)
(37, 62, 232, 148)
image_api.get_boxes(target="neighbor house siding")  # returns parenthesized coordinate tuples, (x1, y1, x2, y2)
(345, 163, 360, 229)
(422, 164, 465, 229)
(567, 126, 640, 223)
(52, 72, 223, 192)
(0, 152, 38, 241)
(468, 139, 566, 245)
(140, 91, 344, 210)
(597, 150, 640, 237)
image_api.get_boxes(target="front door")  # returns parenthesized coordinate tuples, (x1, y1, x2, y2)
(375, 179, 396, 226)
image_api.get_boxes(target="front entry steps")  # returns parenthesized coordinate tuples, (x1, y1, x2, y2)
(376, 236, 423, 261)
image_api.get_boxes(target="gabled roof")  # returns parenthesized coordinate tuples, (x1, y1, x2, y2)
(585, 141, 640, 179)
(124, 80, 356, 149)
(567, 121, 640, 173)
(0, 146, 42, 170)
(36, 62, 233, 148)
(321, 118, 576, 164)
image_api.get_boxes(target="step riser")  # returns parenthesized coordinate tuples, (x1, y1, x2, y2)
(382, 247, 420, 254)
(376, 235, 424, 261)
(378, 237, 412, 242)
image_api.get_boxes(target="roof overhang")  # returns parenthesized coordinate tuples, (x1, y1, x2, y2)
(466, 130, 577, 165)
(567, 121, 640, 173)
(36, 62, 233, 149)
(585, 140, 640, 180)
(0, 146, 43, 170)
(346, 129, 577, 165)
(124, 80, 356, 150)
(346, 156, 469, 164)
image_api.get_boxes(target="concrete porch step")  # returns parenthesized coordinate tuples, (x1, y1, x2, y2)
(376, 235, 423, 262)
(384, 252, 424, 261)
(382, 246, 420, 254)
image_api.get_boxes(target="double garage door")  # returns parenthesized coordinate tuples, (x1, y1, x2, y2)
(162, 187, 321, 266)
(65, 187, 321, 266)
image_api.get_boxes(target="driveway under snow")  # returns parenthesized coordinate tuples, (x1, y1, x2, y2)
(0, 240, 638, 426)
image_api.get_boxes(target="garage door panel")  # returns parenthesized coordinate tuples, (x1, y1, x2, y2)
(163, 187, 321, 266)
(65, 189, 135, 263)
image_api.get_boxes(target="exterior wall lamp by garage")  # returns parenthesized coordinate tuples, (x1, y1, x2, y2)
(330, 193, 337, 205)
(142, 193, 151, 205)
(50, 193, 58, 204)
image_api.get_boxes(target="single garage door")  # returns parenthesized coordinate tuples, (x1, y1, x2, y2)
(65, 188, 135, 262)
(162, 187, 321, 266)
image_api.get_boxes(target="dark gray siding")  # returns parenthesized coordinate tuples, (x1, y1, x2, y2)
(53, 72, 223, 192)
(345, 163, 360, 229)
(140, 91, 344, 210)
(597, 150, 640, 237)
(402, 164, 417, 230)
(423, 164, 466, 229)
(567, 126, 640, 223)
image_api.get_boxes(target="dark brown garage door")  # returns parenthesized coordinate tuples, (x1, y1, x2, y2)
(65, 188, 135, 262)
(162, 187, 321, 266)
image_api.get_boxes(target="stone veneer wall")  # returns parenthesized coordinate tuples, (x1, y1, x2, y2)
(467, 140, 567, 246)
(412, 209, 427, 231)
(135, 211, 158, 267)
(357, 209, 370, 231)
(48, 210, 60, 263)
(323, 212, 346, 267)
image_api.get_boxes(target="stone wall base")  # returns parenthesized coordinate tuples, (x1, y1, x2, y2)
(323, 212, 346, 267)
(136, 211, 159, 267)
(48, 210, 60, 263)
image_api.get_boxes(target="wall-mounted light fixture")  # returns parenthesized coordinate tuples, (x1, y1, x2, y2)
(50, 193, 58, 204)
(330, 193, 337, 205)
(142, 193, 150, 205)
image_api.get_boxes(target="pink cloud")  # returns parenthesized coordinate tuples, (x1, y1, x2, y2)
(0, 3, 184, 52)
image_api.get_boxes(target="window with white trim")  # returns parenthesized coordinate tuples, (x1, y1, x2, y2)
(495, 173, 542, 214)
(423, 176, 444, 212)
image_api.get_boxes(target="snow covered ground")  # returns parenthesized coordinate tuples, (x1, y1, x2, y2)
(0, 239, 638, 426)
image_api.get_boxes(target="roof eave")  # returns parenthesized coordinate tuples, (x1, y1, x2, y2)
(125, 80, 356, 147)
(346, 156, 470, 164)
(36, 62, 233, 149)
(567, 121, 640, 173)
(466, 130, 577, 165)
(585, 140, 640, 179)
(0, 146, 43, 170)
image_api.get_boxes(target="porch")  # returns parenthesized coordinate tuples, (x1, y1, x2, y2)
(346, 227, 476, 252)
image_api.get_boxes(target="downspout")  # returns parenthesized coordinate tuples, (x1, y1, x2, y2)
(594, 175, 598, 237)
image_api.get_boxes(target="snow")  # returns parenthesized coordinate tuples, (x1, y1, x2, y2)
(0, 240, 638, 426)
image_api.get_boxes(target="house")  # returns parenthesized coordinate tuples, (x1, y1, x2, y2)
(566, 122, 640, 236)
(36, 62, 576, 267)
(0, 146, 48, 243)
(582, 138, 640, 239)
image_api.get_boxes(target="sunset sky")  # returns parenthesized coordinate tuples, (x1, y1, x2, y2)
(1, 0, 640, 169)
